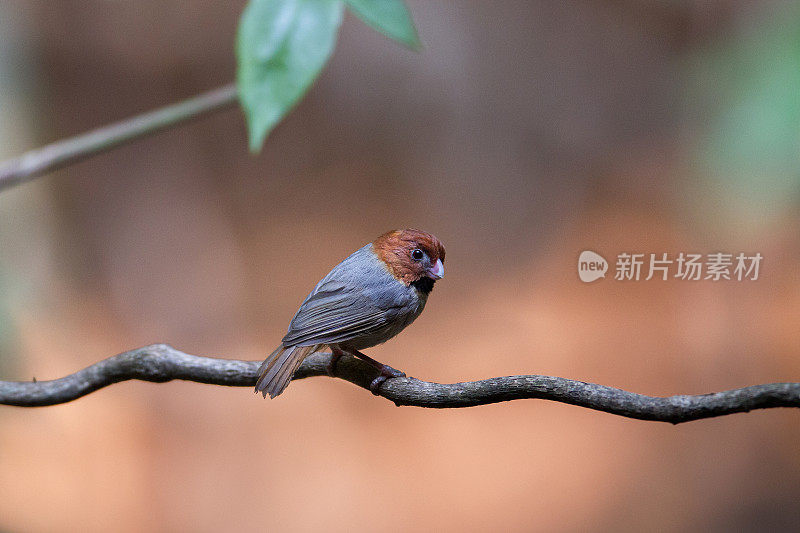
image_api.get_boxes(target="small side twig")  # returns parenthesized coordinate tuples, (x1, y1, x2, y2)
(0, 84, 238, 192)
(0, 344, 798, 424)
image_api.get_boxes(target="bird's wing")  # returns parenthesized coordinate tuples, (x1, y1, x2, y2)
(281, 281, 394, 346)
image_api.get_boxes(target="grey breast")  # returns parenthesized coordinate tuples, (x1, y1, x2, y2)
(281, 244, 427, 349)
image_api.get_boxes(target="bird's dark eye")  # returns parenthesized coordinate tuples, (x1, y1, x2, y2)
(411, 248, 424, 261)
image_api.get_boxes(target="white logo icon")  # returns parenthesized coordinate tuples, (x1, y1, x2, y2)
(578, 251, 608, 282)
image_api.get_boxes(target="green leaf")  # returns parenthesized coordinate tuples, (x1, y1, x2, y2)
(237, 0, 344, 152)
(345, 0, 420, 50)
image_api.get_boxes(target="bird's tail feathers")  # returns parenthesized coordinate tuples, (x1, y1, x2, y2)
(255, 344, 322, 398)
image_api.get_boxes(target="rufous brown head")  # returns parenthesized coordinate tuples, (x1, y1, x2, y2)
(373, 229, 446, 288)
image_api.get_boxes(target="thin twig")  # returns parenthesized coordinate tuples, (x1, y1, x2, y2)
(1, 344, 798, 424)
(0, 84, 239, 192)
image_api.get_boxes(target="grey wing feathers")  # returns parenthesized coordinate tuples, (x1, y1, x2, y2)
(281, 288, 389, 346)
(280, 244, 399, 347)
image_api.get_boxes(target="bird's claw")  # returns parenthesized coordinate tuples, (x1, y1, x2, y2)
(368, 365, 406, 395)
(327, 351, 342, 377)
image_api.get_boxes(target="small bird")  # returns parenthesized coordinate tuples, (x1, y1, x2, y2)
(255, 229, 445, 399)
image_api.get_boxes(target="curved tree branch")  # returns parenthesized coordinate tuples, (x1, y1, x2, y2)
(1, 344, 798, 423)
(0, 84, 238, 192)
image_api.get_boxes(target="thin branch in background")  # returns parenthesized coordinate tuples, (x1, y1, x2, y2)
(0, 84, 238, 193)
(1, 344, 798, 424)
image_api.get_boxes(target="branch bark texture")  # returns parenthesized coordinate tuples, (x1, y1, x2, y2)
(0, 84, 238, 192)
(1, 344, 798, 424)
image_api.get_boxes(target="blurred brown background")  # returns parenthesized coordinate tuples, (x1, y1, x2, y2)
(1, 1, 799, 531)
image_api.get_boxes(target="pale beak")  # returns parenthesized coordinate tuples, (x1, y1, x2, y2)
(427, 258, 444, 279)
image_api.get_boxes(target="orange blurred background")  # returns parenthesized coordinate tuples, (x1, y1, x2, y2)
(1, 1, 799, 531)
